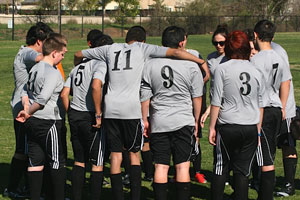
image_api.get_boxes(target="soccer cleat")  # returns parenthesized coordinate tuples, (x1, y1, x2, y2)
(143, 176, 153, 182)
(3, 188, 26, 199)
(122, 174, 130, 186)
(195, 173, 207, 184)
(275, 182, 295, 197)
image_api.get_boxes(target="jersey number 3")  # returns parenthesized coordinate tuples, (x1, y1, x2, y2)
(239, 72, 251, 96)
(161, 65, 174, 88)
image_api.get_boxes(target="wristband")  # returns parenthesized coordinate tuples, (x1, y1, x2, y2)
(258, 133, 261, 136)
(200, 61, 206, 65)
(95, 113, 102, 119)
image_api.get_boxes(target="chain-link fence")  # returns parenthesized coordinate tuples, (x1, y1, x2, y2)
(1, 14, 300, 40)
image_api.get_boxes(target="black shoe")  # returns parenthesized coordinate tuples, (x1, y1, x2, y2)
(3, 188, 26, 199)
(143, 176, 153, 182)
(122, 174, 130, 186)
(275, 182, 295, 197)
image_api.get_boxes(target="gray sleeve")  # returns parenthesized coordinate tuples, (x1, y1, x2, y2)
(35, 72, 60, 106)
(211, 67, 224, 107)
(64, 76, 71, 88)
(82, 46, 109, 62)
(140, 43, 168, 58)
(93, 61, 107, 84)
(140, 65, 153, 102)
(190, 66, 203, 98)
(280, 60, 292, 82)
(24, 50, 39, 63)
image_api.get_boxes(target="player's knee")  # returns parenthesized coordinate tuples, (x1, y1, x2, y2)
(74, 161, 85, 168)
(129, 152, 141, 165)
(282, 146, 297, 158)
(92, 165, 103, 172)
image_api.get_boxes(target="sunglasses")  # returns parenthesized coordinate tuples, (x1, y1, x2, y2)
(212, 41, 225, 47)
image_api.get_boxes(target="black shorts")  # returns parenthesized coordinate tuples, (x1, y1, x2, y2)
(213, 124, 258, 177)
(150, 126, 197, 165)
(256, 107, 282, 166)
(25, 117, 65, 169)
(104, 118, 143, 153)
(14, 119, 28, 154)
(68, 109, 105, 166)
(277, 118, 296, 148)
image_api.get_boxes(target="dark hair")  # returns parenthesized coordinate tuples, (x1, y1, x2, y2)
(94, 34, 114, 47)
(254, 20, 276, 42)
(42, 33, 66, 56)
(87, 29, 103, 43)
(26, 23, 53, 45)
(125, 26, 146, 43)
(225, 30, 250, 60)
(212, 24, 228, 41)
(244, 28, 255, 41)
(161, 26, 186, 48)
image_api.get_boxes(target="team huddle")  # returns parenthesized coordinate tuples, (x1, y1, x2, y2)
(4, 19, 300, 200)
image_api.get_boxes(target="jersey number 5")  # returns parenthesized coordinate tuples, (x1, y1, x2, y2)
(161, 65, 174, 88)
(239, 72, 251, 96)
(74, 65, 85, 86)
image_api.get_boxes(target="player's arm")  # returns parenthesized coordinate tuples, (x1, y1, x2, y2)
(209, 105, 220, 146)
(192, 97, 202, 137)
(166, 48, 210, 82)
(200, 105, 211, 128)
(74, 51, 83, 66)
(280, 80, 290, 120)
(141, 99, 150, 137)
(60, 87, 70, 112)
(92, 78, 103, 128)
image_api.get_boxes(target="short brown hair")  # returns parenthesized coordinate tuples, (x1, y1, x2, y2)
(225, 30, 250, 60)
(42, 33, 66, 56)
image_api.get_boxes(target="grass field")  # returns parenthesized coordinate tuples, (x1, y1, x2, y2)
(1, 33, 300, 199)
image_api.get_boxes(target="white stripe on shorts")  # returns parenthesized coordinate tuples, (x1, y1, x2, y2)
(49, 122, 59, 169)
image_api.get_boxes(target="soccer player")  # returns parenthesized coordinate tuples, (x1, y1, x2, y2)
(209, 30, 265, 200)
(141, 26, 203, 200)
(271, 42, 297, 197)
(251, 19, 291, 200)
(60, 31, 112, 200)
(5, 23, 52, 198)
(16, 33, 67, 200)
(73, 25, 208, 200)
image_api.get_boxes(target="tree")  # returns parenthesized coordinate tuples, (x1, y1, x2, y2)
(114, 0, 139, 23)
(79, 0, 101, 12)
(64, 0, 79, 14)
(38, 0, 58, 10)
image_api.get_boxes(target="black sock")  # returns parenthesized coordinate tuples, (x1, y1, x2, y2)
(122, 151, 131, 175)
(251, 159, 261, 185)
(211, 173, 226, 200)
(50, 168, 66, 200)
(72, 165, 85, 200)
(90, 171, 103, 200)
(130, 165, 141, 200)
(283, 157, 297, 187)
(193, 145, 202, 173)
(110, 173, 124, 200)
(141, 150, 154, 178)
(176, 182, 190, 200)
(233, 172, 248, 200)
(8, 157, 27, 191)
(153, 182, 168, 200)
(258, 170, 275, 200)
(28, 171, 43, 200)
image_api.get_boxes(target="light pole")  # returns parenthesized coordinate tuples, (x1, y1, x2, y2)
(102, 0, 105, 33)
(12, 0, 14, 40)
(58, 0, 62, 34)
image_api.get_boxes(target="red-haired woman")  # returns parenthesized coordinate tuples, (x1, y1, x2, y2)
(208, 30, 265, 200)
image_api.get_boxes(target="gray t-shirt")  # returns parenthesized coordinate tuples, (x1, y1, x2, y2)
(271, 42, 296, 118)
(64, 59, 107, 112)
(251, 49, 291, 108)
(11, 46, 39, 118)
(24, 61, 64, 120)
(141, 58, 203, 133)
(82, 42, 168, 119)
(211, 59, 266, 125)
(207, 51, 227, 98)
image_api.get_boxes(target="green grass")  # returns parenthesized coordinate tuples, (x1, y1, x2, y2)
(1, 33, 300, 199)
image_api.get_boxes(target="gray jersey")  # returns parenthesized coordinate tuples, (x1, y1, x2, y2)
(207, 51, 228, 98)
(141, 58, 203, 133)
(251, 49, 291, 108)
(211, 59, 265, 125)
(64, 59, 107, 112)
(25, 61, 64, 120)
(11, 46, 39, 118)
(271, 42, 296, 118)
(82, 42, 168, 119)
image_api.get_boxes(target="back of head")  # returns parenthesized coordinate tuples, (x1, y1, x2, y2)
(254, 20, 276, 42)
(243, 28, 255, 42)
(87, 29, 103, 44)
(225, 30, 250, 60)
(125, 26, 146, 43)
(161, 26, 186, 48)
(26, 23, 54, 46)
(212, 24, 228, 40)
(92, 34, 114, 48)
(42, 33, 66, 56)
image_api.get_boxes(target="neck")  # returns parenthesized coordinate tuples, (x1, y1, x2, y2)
(27, 44, 40, 53)
(258, 41, 272, 51)
(42, 56, 54, 66)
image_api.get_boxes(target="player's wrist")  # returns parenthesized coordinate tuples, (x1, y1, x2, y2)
(95, 113, 102, 119)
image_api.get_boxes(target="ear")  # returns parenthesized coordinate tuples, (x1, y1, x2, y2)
(179, 41, 184, 48)
(87, 41, 92, 47)
(254, 32, 258, 40)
